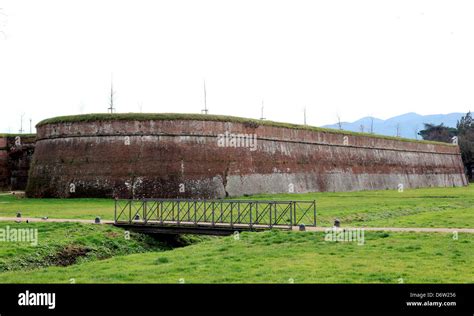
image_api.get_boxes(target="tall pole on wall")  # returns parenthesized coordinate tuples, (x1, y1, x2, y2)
(260, 99, 265, 120)
(201, 80, 208, 114)
(108, 74, 115, 114)
(304, 107, 307, 125)
(19, 113, 24, 133)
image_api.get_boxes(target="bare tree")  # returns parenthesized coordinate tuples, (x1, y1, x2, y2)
(396, 123, 401, 137)
(201, 80, 208, 114)
(359, 125, 365, 133)
(108, 76, 115, 113)
(19, 113, 25, 133)
(336, 113, 343, 130)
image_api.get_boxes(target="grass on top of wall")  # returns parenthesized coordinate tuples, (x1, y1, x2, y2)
(0, 133, 36, 138)
(36, 113, 453, 146)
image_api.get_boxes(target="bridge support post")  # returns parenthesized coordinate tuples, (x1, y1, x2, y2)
(230, 202, 233, 228)
(249, 202, 253, 230)
(143, 201, 147, 224)
(269, 203, 273, 228)
(313, 200, 317, 227)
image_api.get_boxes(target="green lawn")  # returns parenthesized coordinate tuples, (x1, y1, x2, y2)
(0, 186, 472, 283)
(0, 195, 113, 220)
(1, 186, 473, 228)
(0, 230, 472, 283)
(246, 186, 474, 228)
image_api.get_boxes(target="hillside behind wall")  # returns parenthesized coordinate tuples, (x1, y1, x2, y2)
(0, 135, 36, 191)
(26, 114, 468, 198)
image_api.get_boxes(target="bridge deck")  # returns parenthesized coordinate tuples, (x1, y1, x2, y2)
(114, 221, 293, 235)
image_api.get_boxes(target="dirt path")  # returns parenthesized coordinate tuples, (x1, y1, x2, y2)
(0, 216, 472, 233)
(293, 226, 474, 233)
(0, 217, 114, 225)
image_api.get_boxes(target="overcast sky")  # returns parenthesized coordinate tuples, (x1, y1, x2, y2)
(0, 0, 473, 133)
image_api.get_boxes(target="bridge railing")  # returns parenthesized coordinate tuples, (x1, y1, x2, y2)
(114, 199, 316, 229)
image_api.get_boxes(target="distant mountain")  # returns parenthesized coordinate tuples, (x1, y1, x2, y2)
(322, 112, 464, 139)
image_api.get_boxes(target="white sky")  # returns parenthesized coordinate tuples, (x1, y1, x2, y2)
(0, 0, 473, 133)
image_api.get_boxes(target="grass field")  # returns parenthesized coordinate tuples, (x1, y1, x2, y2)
(0, 221, 207, 274)
(1, 186, 473, 228)
(0, 186, 472, 283)
(0, 230, 472, 283)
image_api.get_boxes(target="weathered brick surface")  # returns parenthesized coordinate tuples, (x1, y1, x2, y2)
(26, 119, 467, 198)
(0, 138, 9, 189)
(0, 136, 36, 191)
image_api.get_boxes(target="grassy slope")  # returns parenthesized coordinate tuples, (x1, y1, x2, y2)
(1, 186, 473, 228)
(1, 230, 472, 283)
(0, 222, 168, 272)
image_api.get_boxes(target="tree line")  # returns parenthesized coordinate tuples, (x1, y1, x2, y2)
(419, 111, 473, 180)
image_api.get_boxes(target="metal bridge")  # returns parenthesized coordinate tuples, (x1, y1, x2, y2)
(114, 199, 316, 235)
